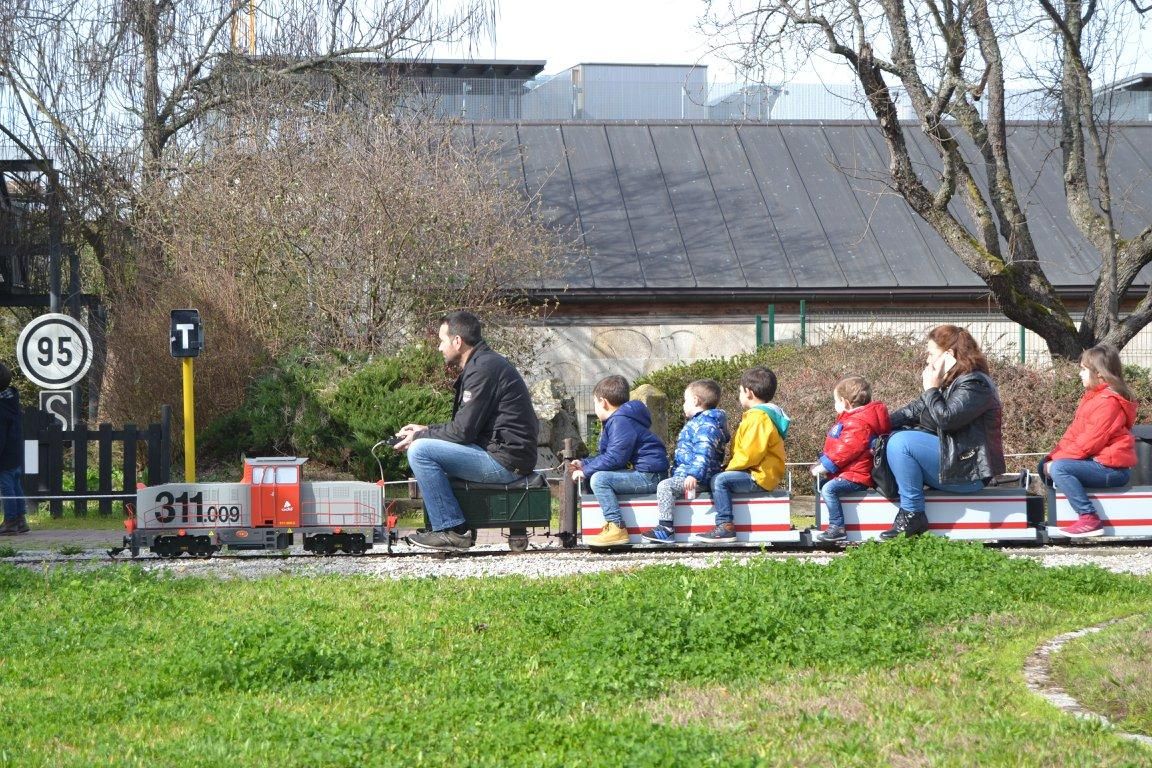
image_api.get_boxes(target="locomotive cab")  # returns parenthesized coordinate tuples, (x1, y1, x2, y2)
(244, 457, 306, 528)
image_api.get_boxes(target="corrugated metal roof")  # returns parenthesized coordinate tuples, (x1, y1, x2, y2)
(466, 121, 1152, 296)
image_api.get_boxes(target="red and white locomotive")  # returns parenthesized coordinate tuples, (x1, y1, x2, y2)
(123, 457, 388, 557)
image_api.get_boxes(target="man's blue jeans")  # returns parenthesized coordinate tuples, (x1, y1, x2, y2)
(1045, 458, 1130, 516)
(819, 476, 868, 528)
(407, 439, 523, 531)
(709, 470, 762, 525)
(886, 430, 983, 513)
(588, 470, 663, 526)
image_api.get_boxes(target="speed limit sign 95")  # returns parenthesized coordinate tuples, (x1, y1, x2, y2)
(16, 313, 93, 390)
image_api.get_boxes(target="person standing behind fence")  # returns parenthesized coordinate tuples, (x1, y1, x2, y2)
(1041, 344, 1138, 538)
(0, 363, 27, 536)
(641, 379, 729, 544)
(811, 375, 890, 543)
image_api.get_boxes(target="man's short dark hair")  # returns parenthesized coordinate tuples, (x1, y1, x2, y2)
(740, 367, 777, 402)
(593, 375, 630, 407)
(0, 363, 10, 391)
(440, 311, 483, 347)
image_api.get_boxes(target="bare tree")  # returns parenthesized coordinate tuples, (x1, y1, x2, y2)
(704, 0, 1152, 359)
(103, 95, 570, 427)
(0, 0, 497, 286)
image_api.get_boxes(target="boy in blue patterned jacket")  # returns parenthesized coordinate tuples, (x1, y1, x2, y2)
(641, 379, 729, 544)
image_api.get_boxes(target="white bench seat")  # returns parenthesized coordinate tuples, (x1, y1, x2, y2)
(580, 490, 800, 545)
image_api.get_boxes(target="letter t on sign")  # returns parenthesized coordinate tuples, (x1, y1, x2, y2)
(170, 309, 202, 358)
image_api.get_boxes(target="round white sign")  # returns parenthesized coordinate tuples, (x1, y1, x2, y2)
(16, 313, 93, 390)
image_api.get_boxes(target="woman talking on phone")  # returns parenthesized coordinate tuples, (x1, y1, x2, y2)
(880, 325, 1006, 539)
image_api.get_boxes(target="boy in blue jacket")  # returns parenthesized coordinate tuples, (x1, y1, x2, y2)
(642, 379, 728, 544)
(571, 375, 668, 547)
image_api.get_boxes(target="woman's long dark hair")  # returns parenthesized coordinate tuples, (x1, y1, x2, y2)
(927, 325, 988, 387)
(1081, 344, 1134, 401)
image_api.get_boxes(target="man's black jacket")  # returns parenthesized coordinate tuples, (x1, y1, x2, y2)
(423, 341, 539, 475)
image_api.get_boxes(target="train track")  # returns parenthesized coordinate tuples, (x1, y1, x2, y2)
(6, 535, 1152, 571)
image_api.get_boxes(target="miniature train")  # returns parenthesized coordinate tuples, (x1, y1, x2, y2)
(117, 454, 1152, 558)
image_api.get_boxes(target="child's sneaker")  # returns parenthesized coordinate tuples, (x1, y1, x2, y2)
(694, 522, 737, 543)
(641, 524, 676, 544)
(1060, 514, 1104, 537)
(818, 525, 846, 542)
(586, 522, 631, 547)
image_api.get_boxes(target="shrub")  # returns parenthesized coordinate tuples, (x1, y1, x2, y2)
(200, 345, 453, 480)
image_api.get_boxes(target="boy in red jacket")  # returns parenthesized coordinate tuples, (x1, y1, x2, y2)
(1042, 344, 1138, 537)
(811, 376, 891, 542)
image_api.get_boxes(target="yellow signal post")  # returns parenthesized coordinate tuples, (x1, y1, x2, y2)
(182, 356, 196, 483)
(170, 308, 203, 483)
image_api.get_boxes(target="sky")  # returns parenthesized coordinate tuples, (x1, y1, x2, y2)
(444, 0, 1152, 86)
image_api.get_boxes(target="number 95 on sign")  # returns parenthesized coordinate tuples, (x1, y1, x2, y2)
(16, 313, 93, 390)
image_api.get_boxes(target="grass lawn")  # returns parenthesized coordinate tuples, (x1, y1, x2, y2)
(1, 537, 1150, 766)
(24, 508, 127, 531)
(1052, 612, 1152, 736)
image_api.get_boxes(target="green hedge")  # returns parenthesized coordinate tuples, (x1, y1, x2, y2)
(200, 346, 453, 480)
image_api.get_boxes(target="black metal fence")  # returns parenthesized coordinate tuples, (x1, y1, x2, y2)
(21, 405, 171, 517)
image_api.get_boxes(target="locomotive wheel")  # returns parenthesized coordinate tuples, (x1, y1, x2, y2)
(508, 535, 529, 553)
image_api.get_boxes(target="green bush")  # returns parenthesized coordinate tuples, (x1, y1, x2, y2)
(636, 334, 1152, 495)
(201, 346, 453, 480)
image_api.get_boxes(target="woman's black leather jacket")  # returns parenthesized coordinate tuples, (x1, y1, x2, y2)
(889, 371, 1006, 484)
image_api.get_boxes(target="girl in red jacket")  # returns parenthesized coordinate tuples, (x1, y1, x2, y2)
(1042, 344, 1138, 537)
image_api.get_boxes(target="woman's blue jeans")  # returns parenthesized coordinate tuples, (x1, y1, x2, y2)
(886, 430, 983, 513)
(407, 438, 524, 531)
(1045, 459, 1130, 516)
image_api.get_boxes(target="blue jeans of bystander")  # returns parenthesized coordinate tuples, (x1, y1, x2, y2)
(0, 468, 24, 523)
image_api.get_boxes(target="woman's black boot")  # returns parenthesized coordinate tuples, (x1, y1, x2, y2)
(879, 509, 911, 540)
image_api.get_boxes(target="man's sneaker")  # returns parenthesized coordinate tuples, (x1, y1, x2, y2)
(879, 509, 929, 540)
(0, 518, 29, 536)
(818, 525, 847, 542)
(1060, 514, 1105, 538)
(408, 529, 473, 552)
(694, 523, 737, 543)
(641, 524, 676, 544)
(586, 522, 630, 548)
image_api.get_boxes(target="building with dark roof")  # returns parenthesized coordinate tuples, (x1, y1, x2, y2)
(453, 117, 1152, 395)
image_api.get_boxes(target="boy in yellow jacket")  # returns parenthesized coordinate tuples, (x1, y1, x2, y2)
(697, 367, 787, 542)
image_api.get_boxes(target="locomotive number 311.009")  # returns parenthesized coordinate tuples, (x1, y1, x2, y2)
(153, 491, 242, 524)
